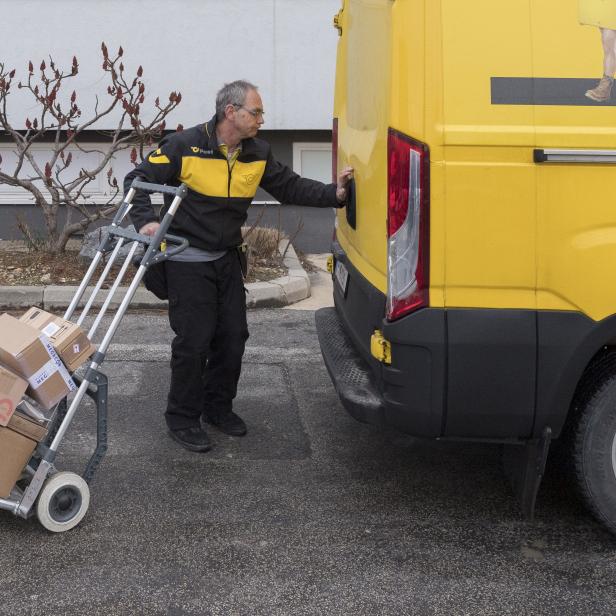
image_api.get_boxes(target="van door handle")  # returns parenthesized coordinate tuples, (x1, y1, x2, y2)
(534, 149, 616, 164)
(346, 178, 356, 229)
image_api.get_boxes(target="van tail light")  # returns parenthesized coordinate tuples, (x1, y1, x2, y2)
(386, 128, 430, 321)
(332, 117, 338, 183)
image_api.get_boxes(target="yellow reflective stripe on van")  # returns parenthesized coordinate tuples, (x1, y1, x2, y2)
(230, 160, 266, 198)
(148, 149, 170, 164)
(179, 157, 229, 197)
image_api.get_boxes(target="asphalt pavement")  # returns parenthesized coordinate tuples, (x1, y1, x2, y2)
(2, 309, 616, 615)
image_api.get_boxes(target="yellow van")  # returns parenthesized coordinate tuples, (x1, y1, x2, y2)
(316, 0, 616, 531)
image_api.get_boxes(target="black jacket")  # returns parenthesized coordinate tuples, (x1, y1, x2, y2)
(124, 115, 341, 251)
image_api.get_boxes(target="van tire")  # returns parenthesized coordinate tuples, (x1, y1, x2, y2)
(573, 351, 616, 534)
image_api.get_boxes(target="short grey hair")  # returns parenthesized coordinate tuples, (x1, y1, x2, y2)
(216, 80, 258, 121)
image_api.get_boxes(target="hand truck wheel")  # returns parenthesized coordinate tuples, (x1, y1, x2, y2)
(36, 472, 90, 533)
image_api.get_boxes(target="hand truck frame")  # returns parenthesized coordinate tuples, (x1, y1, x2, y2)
(0, 179, 188, 532)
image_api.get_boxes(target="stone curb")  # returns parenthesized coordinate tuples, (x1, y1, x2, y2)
(0, 240, 310, 311)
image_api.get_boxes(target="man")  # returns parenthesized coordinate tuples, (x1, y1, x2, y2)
(124, 80, 352, 452)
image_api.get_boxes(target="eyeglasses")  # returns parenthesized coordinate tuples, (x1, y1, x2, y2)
(235, 105, 265, 119)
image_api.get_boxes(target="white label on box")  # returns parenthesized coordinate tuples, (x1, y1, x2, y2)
(42, 322, 61, 337)
(73, 343, 80, 354)
(28, 359, 57, 390)
(38, 335, 77, 392)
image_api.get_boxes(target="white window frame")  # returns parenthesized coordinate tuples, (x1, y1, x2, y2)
(292, 142, 332, 182)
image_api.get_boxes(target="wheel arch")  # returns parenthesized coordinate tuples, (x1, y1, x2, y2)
(535, 311, 616, 439)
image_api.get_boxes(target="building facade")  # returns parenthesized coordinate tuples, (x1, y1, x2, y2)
(0, 0, 339, 229)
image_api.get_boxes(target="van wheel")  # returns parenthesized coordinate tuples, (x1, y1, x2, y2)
(573, 352, 616, 534)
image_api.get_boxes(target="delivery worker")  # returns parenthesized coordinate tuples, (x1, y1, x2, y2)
(124, 80, 353, 452)
(579, 0, 616, 101)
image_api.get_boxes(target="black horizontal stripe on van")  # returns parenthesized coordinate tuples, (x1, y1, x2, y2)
(491, 77, 616, 106)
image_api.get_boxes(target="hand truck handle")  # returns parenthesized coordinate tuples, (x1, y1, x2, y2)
(156, 233, 189, 262)
(130, 179, 188, 199)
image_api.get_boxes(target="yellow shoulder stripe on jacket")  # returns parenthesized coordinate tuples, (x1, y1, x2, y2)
(149, 148, 170, 164)
(180, 157, 229, 197)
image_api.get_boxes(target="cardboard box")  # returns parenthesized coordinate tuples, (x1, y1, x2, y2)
(0, 314, 76, 410)
(0, 364, 28, 426)
(0, 410, 47, 498)
(19, 307, 94, 373)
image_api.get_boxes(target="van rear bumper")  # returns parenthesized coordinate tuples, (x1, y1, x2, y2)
(315, 307, 385, 426)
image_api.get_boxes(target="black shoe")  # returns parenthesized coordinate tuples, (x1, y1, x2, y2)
(203, 411, 247, 437)
(168, 426, 212, 452)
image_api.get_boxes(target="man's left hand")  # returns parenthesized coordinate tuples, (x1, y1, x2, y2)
(336, 166, 354, 204)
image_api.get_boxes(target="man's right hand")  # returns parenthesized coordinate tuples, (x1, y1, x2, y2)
(139, 222, 160, 236)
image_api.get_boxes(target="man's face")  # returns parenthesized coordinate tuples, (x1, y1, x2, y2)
(230, 89, 265, 138)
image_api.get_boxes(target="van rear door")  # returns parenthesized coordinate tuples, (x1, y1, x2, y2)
(333, 0, 393, 296)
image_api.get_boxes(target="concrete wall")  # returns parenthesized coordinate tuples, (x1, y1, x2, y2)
(0, 0, 340, 130)
(0, 0, 339, 208)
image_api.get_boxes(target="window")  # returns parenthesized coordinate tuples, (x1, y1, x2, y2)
(292, 142, 333, 184)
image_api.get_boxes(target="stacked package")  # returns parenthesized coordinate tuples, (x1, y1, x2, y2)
(0, 309, 94, 498)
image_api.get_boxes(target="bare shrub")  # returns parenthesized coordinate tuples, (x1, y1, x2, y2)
(242, 225, 287, 259)
(0, 42, 181, 253)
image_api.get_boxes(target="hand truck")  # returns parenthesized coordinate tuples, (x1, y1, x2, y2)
(0, 179, 188, 532)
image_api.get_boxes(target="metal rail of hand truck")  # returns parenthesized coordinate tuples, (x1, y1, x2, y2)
(0, 179, 188, 532)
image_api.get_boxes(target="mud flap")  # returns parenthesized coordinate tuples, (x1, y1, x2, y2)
(502, 426, 552, 520)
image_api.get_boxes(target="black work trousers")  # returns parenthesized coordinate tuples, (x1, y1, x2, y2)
(164, 251, 249, 431)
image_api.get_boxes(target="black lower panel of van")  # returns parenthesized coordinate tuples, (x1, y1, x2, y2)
(315, 307, 385, 426)
(321, 244, 616, 442)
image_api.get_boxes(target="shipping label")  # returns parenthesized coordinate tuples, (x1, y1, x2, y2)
(41, 322, 61, 337)
(29, 335, 77, 392)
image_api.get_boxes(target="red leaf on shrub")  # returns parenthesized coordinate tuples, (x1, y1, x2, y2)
(155, 97, 160, 107)
(176, 93, 182, 104)
(130, 147, 137, 164)
(9, 69, 15, 79)
(40, 60, 46, 71)
(137, 65, 143, 77)
(118, 46, 124, 57)
(119, 63, 124, 72)
(28, 61, 33, 73)
(25, 118, 32, 129)
(71, 90, 76, 103)
(66, 152, 72, 166)
(33, 118, 38, 129)
(44, 162, 52, 178)
(101, 42, 108, 58)
(107, 167, 113, 178)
